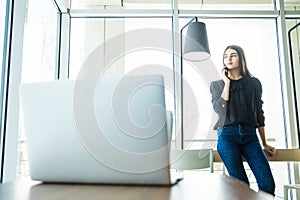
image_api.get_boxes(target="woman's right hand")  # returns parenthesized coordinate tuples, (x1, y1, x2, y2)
(222, 66, 230, 83)
(221, 66, 230, 101)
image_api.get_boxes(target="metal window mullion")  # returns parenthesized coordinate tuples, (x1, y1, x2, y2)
(0, 0, 13, 183)
(285, 11, 300, 19)
(1, 0, 26, 183)
(69, 8, 281, 19)
(70, 9, 173, 18)
(52, 0, 69, 13)
(172, 0, 183, 150)
(275, 0, 298, 199)
(276, 0, 298, 148)
(179, 9, 279, 18)
(57, 12, 71, 79)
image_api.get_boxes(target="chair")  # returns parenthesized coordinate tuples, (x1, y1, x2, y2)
(166, 110, 173, 143)
(166, 111, 213, 173)
(284, 184, 300, 200)
(170, 149, 214, 173)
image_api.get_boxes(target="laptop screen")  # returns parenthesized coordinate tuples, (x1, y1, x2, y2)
(20, 75, 173, 185)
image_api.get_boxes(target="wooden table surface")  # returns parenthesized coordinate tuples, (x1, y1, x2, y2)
(0, 173, 274, 200)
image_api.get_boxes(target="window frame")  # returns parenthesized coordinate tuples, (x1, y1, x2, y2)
(0, 0, 13, 183)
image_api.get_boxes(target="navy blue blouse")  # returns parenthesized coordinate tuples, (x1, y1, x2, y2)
(210, 76, 265, 130)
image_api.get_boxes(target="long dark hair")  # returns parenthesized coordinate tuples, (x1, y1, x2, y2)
(223, 45, 252, 77)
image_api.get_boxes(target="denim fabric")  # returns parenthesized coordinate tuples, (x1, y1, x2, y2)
(217, 125, 275, 195)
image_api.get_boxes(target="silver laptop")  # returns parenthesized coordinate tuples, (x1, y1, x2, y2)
(20, 75, 182, 185)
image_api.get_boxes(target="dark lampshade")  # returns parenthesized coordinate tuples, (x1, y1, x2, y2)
(183, 22, 210, 61)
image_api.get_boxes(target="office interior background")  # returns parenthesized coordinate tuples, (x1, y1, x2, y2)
(0, 0, 299, 199)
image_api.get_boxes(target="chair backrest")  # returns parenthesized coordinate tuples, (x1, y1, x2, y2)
(166, 111, 213, 172)
(170, 149, 213, 172)
(166, 110, 173, 142)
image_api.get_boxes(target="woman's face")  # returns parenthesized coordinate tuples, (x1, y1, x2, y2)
(223, 48, 239, 70)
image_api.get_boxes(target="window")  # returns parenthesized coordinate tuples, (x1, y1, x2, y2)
(21, 0, 58, 83)
(17, 0, 59, 179)
(180, 17, 287, 195)
(181, 18, 284, 148)
(178, 0, 275, 10)
(285, 0, 300, 11)
(286, 19, 300, 148)
(71, 0, 172, 10)
(0, 0, 7, 70)
(69, 17, 173, 111)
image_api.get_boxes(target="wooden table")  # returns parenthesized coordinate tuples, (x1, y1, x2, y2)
(0, 173, 273, 200)
(213, 148, 300, 162)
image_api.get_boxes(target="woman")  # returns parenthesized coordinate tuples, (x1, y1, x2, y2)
(210, 45, 276, 195)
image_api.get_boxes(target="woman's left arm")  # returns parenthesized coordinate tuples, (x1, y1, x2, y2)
(254, 78, 276, 157)
(258, 126, 276, 157)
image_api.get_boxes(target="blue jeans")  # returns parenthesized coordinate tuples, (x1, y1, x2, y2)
(217, 125, 275, 195)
